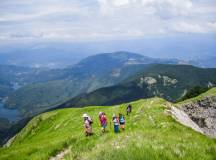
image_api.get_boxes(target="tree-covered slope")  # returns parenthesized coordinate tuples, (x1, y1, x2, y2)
(5, 52, 179, 117)
(178, 87, 216, 104)
(0, 89, 216, 160)
(56, 64, 216, 109)
(0, 64, 67, 99)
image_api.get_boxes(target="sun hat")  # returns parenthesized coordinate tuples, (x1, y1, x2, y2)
(82, 113, 88, 118)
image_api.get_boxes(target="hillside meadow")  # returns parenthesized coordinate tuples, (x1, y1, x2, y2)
(0, 89, 216, 159)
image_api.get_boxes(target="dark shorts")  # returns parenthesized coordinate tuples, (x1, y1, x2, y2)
(120, 122, 125, 125)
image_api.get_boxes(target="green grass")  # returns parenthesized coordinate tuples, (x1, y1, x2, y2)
(0, 92, 216, 159)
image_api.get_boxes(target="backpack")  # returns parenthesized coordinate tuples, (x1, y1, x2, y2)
(101, 115, 107, 124)
(113, 118, 119, 126)
(119, 116, 125, 123)
(88, 118, 93, 124)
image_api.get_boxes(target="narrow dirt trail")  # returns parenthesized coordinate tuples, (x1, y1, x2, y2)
(49, 148, 70, 160)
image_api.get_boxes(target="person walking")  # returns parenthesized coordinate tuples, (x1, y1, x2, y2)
(83, 113, 93, 136)
(119, 113, 125, 131)
(99, 112, 108, 133)
(112, 114, 119, 133)
(126, 104, 132, 115)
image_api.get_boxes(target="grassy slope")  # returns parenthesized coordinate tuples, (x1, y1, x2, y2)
(0, 95, 216, 159)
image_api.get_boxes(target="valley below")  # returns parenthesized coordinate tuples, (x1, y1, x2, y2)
(0, 101, 20, 122)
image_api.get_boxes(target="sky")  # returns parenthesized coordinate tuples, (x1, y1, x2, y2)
(0, 0, 216, 42)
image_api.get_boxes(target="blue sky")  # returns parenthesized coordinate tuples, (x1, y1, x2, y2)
(0, 0, 216, 42)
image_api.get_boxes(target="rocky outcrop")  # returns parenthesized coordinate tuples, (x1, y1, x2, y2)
(169, 106, 203, 134)
(181, 96, 216, 138)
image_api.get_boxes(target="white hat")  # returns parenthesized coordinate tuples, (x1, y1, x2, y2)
(99, 112, 103, 115)
(82, 113, 88, 118)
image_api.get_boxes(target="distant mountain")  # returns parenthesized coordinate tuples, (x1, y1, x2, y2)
(1, 34, 215, 68)
(0, 42, 90, 69)
(3, 51, 216, 118)
(55, 64, 216, 109)
(192, 56, 216, 68)
(4, 52, 180, 117)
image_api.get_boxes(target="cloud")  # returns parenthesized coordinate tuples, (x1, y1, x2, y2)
(172, 22, 206, 33)
(0, 2, 84, 23)
(0, 0, 215, 41)
(113, 0, 130, 6)
(97, 0, 193, 17)
(154, 0, 192, 18)
(207, 22, 216, 32)
(171, 21, 216, 34)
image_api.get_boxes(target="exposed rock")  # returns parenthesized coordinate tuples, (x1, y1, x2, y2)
(162, 76, 178, 86)
(143, 77, 157, 85)
(168, 106, 203, 134)
(138, 76, 157, 88)
(181, 96, 216, 138)
(208, 82, 214, 88)
(181, 89, 187, 98)
(4, 135, 16, 148)
(111, 69, 121, 77)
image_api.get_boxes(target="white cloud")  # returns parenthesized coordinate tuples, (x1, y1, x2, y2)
(0, 3, 82, 23)
(172, 21, 216, 33)
(172, 22, 206, 33)
(207, 22, 216, 32)
(0, 0, 215, 41)
(113, 0, 130, 6)
(155, 0, 192, 18)
(97, 0, 193, 17)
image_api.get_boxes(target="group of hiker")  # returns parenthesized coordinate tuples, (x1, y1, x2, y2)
(82, 104, 132, 136)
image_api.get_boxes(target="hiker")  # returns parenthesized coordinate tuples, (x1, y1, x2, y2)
(126, 104, 132, 115)
(119, 113, 125, 131)
(83, 113, 93, 136)
(112, 114, 119, 133)
(99, 112, 107, 133)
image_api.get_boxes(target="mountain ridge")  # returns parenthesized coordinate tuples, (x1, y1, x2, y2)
(3, 52, 181, 117)
(53, 64, 216, 110)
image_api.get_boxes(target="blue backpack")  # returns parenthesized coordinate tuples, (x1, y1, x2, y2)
(120, 116, 125, 123)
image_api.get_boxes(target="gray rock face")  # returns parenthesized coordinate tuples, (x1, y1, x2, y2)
(181, 96, 216, 138)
